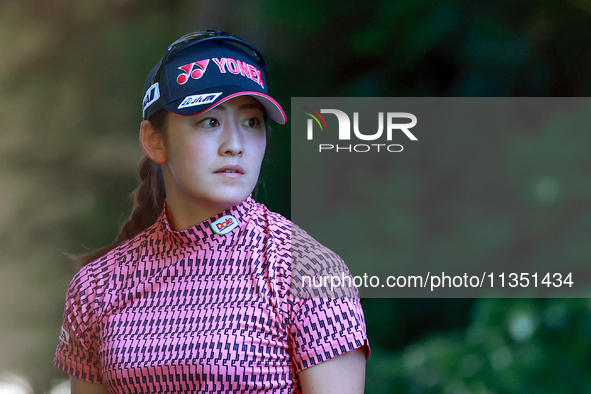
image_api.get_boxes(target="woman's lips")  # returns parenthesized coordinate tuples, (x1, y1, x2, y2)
(215, 165, 244, 176)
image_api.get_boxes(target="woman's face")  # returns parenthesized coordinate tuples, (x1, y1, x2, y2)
(160, 95, 267, 221)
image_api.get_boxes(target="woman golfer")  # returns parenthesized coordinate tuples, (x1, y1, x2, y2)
(55, 31, 369, 393)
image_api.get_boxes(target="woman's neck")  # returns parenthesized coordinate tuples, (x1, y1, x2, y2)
(164, 197, 230, 232)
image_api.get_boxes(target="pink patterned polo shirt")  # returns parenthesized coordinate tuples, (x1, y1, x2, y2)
(54, 196, 369, 393)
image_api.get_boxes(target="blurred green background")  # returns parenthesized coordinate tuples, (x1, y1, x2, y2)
(0, 0, 590, 392)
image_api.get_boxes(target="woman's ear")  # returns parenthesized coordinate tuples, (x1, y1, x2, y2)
(140, 120, 167, 164)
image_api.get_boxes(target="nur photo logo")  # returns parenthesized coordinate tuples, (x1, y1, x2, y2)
(304, 107, 418, 153)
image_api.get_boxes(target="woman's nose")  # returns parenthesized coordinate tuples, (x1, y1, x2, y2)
(219, 123, 244, 156)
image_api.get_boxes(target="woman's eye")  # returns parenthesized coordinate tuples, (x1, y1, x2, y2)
(244, 117, 261, 128)
(199, 118, 219, 128)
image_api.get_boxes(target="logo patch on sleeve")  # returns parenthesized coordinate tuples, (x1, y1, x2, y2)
(59, 326, 70, 345)
(211, 215, 239, 235)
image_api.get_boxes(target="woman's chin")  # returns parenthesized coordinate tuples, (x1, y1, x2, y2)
(207, 191, 251, 211)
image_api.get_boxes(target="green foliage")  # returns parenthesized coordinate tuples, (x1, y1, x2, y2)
(366, 299, 591, 393)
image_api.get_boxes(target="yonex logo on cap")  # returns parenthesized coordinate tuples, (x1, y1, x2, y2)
(211, 215, 239, 235)
(212, 58, 264, 88)
(177, 60, 210, 84)
(178, 92, 222, 109)
(176, 58, 264, 89)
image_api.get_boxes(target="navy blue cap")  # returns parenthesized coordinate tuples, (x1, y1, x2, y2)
(142, 38, 287, 124)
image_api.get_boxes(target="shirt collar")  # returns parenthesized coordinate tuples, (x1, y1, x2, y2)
(158, 196, 256, 247)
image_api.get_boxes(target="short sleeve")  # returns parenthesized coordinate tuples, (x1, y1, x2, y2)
(288, 297, 369, 372)
(54, 267, 104, 383)
(286, 224, 369, 372)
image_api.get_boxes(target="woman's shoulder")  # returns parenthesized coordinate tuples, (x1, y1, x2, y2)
(254, 202, 357, 297)
(252, 201, 338, 255)
(254, 203, 317, 246)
